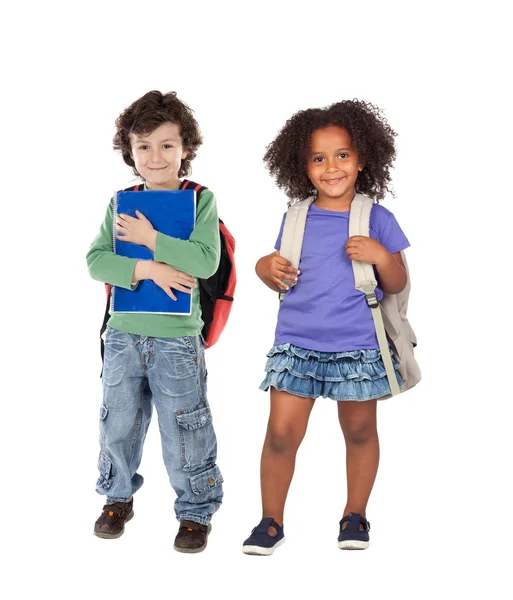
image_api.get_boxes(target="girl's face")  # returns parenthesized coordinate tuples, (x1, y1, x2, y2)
(130, 122, 188, 190)
(307, 126, 363, 204)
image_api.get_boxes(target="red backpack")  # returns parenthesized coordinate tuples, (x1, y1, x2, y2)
(100, 179, 236, 360)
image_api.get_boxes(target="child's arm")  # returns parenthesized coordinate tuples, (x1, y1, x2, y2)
(132, 260, 197, 300)
(256, 251, 299, 292)
(374, 251, 407, 294)
(86, 200, 141, 290)
(346, 236, 407, 294)
(87, 200, 197, 299)
(119, 190, 220, 279)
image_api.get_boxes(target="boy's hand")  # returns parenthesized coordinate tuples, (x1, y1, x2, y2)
(149, 262, 197, 301)
(345, 236, 389, 266)
(257, 251, 300, 290)
(116, 211, 158, 251)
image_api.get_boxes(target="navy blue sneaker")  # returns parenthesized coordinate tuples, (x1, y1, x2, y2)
(338, 512, 370, 550)
(242, 518, 285, 555)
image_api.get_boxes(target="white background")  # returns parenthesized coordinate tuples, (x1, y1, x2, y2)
(2, 1, 511, 598)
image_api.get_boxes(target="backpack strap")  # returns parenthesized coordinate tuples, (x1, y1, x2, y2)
(124, 181, 203, 192)
(349, 194, 400, 396)
(179, 179, 207, 195)
(279, 196, 315, 302)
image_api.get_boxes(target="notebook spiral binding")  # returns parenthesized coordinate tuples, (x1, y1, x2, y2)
(110, 191, 119, 312)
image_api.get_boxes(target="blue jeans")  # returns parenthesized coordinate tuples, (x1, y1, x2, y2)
(96, 326, 223, 525)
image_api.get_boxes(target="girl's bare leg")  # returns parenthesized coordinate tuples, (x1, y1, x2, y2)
(337, 400, 379, 523)
(260, 388, 315, 532)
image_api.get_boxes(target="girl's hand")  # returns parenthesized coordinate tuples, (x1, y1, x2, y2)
(149, 262, 197, 301)
(116, 211, 158, 250)
(345, 236, 389, 266)
(257, 251, 300, 290)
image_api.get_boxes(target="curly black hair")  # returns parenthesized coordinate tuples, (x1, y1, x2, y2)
(113, 90, 203, 178)
(263, 100, 397, 202)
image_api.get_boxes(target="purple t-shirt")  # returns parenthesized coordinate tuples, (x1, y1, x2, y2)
(274, 203, 410, 352)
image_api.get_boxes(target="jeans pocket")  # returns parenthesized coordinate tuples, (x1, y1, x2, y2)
(189, 465, 223, 502)
(176, 404, 216, 472)
(97, 450, 113, 491)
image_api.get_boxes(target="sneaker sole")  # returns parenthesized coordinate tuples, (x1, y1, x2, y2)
(94, 510, 134, 539)
(338, 539, 369, 550)
(242, 537, 285, 556)
(173, 523, 212, 554)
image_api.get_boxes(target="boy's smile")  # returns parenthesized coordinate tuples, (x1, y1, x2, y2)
(130, 122, 188, 190)
(307, 126, 363, 210)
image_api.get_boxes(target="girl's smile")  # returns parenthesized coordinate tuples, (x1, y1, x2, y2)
(323, 176, 345, 185)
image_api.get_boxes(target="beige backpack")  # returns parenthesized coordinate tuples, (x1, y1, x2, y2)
(279, 194, 420, 397)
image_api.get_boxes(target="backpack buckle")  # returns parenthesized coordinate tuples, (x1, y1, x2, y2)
(360, 282, 378, 308)
(365, 292, 379, 308)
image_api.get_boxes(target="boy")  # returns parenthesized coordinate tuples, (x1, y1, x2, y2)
(87, 90, 223, 553)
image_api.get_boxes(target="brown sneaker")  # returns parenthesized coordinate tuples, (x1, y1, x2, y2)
(94, 499, 134, 539)
(173, 520, 212, 553)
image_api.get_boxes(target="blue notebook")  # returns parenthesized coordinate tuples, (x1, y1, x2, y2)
(112, 189, 196, 315)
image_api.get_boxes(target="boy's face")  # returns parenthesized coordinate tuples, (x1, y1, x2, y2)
(307, 126, 363, 203)
(130, 122, 188, 189)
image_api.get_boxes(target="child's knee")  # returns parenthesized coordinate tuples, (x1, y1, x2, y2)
(266, 424, 301, 455)
(343, 420, 377, 446)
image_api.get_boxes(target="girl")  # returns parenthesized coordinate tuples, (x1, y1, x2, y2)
(242, 100, 410, 555)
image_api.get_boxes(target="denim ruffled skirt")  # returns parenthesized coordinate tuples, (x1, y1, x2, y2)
(259, 343, 403, 402)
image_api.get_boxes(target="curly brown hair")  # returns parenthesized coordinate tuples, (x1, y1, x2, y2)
(113, 90, 203, 178)
(263, 100, 397, 202)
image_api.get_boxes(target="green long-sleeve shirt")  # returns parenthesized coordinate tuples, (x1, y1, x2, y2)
(86, 186, 220, 338)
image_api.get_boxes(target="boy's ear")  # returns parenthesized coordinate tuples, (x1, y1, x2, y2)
(181, 149, 189, 160)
